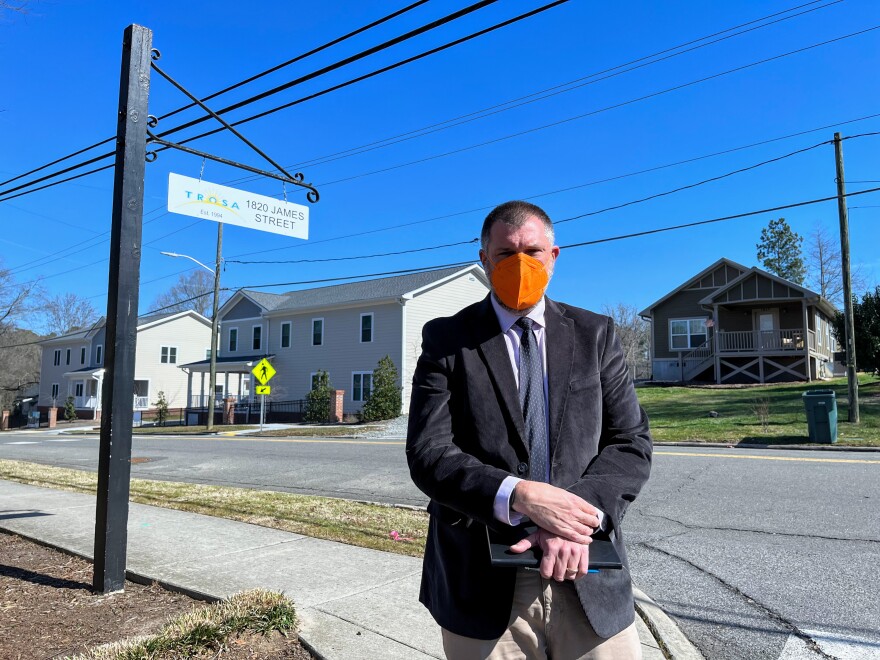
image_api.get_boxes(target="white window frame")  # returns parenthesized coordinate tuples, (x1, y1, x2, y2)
(205, 347, 212, 360)
(252, 324, 263, 351)
(228, 327, 239, 352)
(816, 314, 823, 346)
(65, 348, 71, 365)
(74, 382, 84, 397)
(352, 371, 373, 403)
(280, 321, 291, 348)
(359, 313, 374, 343)
(53, 349, 61, 366)
(161, 346, 178, 364)
(96, 345, 103, 365)
(80, 346, 86, 365)
(312, 318, 324, 347)
(51, 383, 59, 400)
(309, 371, 327, 391)
(669, 318, 708, 351)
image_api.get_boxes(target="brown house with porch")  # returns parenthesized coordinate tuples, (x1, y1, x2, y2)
(639, 258, 838, 384)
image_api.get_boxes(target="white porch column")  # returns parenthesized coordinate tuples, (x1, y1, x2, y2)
(95, 374, 103, 412)
(802, 299, 812, 382)
(224, 371, 230, 399)
(200, 372, 206, 405)
(186, 369, 193, 409)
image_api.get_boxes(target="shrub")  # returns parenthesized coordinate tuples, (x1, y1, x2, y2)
(63, 396, 77, 423)
(154, 391, 169, 426)
(304, 370, 332, 423)
(361, 356, 402, 422)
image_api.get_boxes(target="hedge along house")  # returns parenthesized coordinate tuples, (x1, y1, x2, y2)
(639, 258, 839, 384)
(37, 311, 212, 419)
(179, 265, 490, 416)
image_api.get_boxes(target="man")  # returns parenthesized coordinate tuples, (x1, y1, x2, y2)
(406, 200, 652, 659)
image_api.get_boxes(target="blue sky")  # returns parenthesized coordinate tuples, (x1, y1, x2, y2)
(1, 0, 878, 321)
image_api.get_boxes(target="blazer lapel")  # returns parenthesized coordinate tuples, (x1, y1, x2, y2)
(474, 296, 527, 455)
(544, 298, 574, 464)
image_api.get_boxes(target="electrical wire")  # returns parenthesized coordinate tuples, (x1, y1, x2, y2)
(0, 1, 432, 190)
(227, 0, 842, 184)
(226, 238, 479, 265)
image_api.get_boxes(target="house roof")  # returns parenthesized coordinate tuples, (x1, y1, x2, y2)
(39, 310, 210, 344)
(698, 266, 838, 316)
(638, 258, 750, 317)
(226, 264, 487, 316)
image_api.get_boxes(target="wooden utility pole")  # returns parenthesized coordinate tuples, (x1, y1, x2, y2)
(94, 24, 152, 593)
(206, 224, 223, 431)
(833, 132, 859, 423)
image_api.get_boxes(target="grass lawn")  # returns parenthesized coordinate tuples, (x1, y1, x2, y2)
(637, 375, 880, 446)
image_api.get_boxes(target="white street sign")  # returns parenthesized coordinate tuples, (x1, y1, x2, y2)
(167, 173, 309, 240)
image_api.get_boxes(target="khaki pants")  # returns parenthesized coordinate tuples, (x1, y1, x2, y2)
(442, 569, 641, 660)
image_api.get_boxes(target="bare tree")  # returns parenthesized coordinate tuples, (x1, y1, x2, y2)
(602, 303, 650, 379)
(36, 292, 99, 336)
(151, 270, 225, 317)
(0, 259, 41, 338)
(805, 224, 867, 308)
(0, 327, 41, 411)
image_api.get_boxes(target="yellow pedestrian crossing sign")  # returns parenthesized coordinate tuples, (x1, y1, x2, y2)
(252, 358, 276, 385)
(255, 385, 271, 395)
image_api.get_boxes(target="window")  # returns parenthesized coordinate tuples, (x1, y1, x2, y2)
(280, 322, 291, 348)
(310, 372, 325, 390)
(352, 372, 373, 402)
(75, 382, 84, 397)
(312, 318, 324, 346)
(252, 325, 262, 351)
(96, 345, 103, 364)
(53, 350, 61, 366)
(80, 347, 86, 365)
(360, 313, 373, 343)
(205, 348, 212, 360)
(51, 383, 59, 399)
(228, 328, 238, 352)
(161, 346, 177, 364)
(65, 348, 71, 365)
(669, 319, 708, 350)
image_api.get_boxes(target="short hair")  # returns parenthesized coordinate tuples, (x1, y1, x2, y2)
(480, 201, 555, 251)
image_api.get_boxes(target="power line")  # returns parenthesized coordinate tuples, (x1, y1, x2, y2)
(314, 23, 880, 189)
(0, 1, 432, 191)
(227, 0, 841, 184)
(226, 238, 479, 265)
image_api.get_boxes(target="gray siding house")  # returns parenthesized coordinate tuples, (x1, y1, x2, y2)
(181, 265, 490, 416)
(639, 258, 838, 384)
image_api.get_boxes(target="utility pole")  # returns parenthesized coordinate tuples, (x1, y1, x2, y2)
(206, 224, 223, 431)
(94, 24, 152, 593)
(833, 132, 859, 423)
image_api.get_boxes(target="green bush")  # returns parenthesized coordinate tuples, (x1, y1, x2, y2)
(63, 396, 77, 423)
(304, 370, 332, 423)
(361, 356, 402, 422)
(154, 391, 169, 426)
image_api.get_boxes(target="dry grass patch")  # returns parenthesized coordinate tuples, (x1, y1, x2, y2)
(0, 460, 427, 557)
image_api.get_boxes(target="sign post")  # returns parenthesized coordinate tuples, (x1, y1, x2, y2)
(251, 358, 276, 434)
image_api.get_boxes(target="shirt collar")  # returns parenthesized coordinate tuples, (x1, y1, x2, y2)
(490, 294, 546, 333)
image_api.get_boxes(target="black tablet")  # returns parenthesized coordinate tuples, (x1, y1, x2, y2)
(487, 524, 623, 570)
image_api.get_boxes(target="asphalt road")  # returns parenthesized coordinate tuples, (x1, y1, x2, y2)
(1, 430, 878, 659)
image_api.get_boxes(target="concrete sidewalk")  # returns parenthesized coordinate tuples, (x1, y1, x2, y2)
(0, 479, 698, 659)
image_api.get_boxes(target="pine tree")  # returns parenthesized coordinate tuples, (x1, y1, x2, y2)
(154, 391, 169, 426)
(63, 396, 77, 423)
(304, 370, 332, 423)
(361, 356, 402, 422)
(756, 218, 806, 284)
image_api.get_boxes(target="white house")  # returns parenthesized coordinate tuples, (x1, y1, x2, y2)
(38, 310, 212, 418)
(180, 264, 490, 416)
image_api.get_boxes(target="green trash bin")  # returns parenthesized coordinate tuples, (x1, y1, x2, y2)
(802, 389, 838, 443)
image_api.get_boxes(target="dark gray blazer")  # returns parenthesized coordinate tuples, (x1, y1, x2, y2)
(406, 295, 652, 640)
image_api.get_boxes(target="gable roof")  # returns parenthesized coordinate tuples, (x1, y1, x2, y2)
(638, 258, 750, 317)
(223, 264, 487, 316)
(39, 310, 210, 345)
(699, 266, 838, 315)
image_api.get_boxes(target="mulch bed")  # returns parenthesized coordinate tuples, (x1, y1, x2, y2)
(0, 532, 311, 659)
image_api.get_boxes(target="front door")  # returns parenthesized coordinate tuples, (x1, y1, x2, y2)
(753, 309, 779, 350)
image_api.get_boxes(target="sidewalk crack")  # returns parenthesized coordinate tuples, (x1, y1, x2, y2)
(308, 607, 441, 659)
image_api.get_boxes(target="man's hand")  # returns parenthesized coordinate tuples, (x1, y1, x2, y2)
(512, 481, 600, 543)
(509, 528, 591, 581)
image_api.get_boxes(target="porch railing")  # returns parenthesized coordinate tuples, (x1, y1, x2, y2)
(134, 396, 150, 409)
(189, 393, 250, 408)
(74, 396, 98, 409)
(717, 329, 805, 353)
(807, 330, 833, 360)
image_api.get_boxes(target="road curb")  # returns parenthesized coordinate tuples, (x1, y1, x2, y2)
(633, 585, 704, 660)
(655, 441, 879, 452)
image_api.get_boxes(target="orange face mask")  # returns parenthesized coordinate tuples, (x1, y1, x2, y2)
(489, 253, 549, 310)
